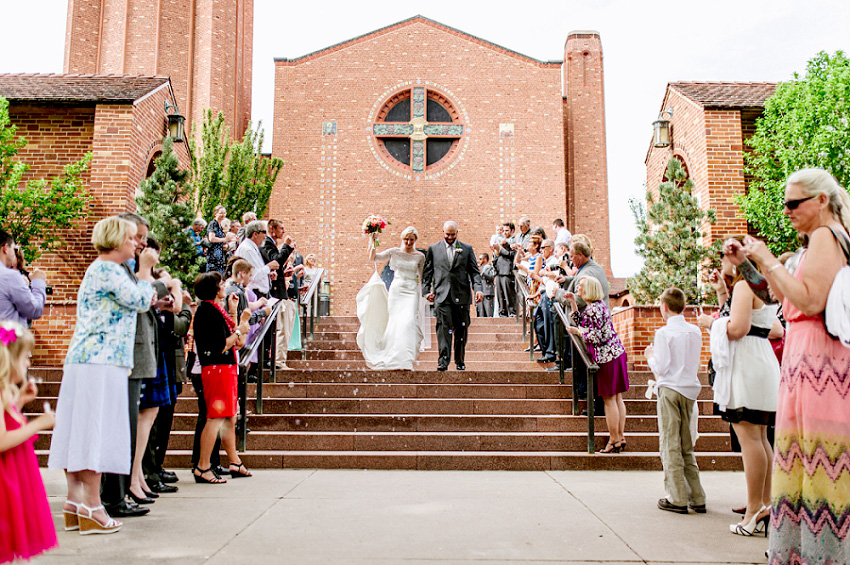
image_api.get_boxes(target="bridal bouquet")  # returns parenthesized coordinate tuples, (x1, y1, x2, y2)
(362, 215, 389, 246)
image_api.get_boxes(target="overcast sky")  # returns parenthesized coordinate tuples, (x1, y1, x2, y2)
(2, 0, 849, 277)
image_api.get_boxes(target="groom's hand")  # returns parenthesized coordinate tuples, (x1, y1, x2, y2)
(426, 292, 435, 303)
(474, 291, 483, 303)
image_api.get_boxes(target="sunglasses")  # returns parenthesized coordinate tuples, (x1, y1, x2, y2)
(784, 195, 816, 210)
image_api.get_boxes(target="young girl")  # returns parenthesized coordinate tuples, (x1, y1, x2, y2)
(0, 321, 57, 563)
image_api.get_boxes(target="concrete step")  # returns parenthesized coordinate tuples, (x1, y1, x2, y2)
(284, 360, 549, 371)
(309, 331, 526, 342)
(302, 350, 536, 361)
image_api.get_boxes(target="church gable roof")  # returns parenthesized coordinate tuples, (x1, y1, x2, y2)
(275, 15, 560, 67)
(0, 74, 171, 104)
(668, 82, 777, 109)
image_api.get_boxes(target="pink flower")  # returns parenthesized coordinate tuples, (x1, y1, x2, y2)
(0, 327, 18, 346)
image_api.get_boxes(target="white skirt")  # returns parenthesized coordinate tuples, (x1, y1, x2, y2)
(47, 363, 131, 474)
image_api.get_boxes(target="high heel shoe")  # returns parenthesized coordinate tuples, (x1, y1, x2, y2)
(228, 462, 253, 478)
(63, 501, 81, 531)
(614, 439, 627, 452)
(730, 506, 767, 536)
(128, 490, 155, 505)
(77, 504, 122, 535)
(193, 466, 226, 484)
(598, 442, 620, 454)
(754, 510, 770, 534)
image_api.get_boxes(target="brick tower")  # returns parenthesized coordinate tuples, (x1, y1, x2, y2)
(563, 31, 612, 275)
(63, 0, 253, 139)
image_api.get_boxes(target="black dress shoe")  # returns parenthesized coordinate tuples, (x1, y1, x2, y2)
(658, 498, 689, 514)
(148, 480, 178, 494)
(105, 500, 150, 517)
(456, 365, 465, 371)
(142, 489, 159, 499)
(537, 356, 556, 363)
(437, 365, 447, 372)
(213, 465, 230, 476)
(160, 470, 179, 483)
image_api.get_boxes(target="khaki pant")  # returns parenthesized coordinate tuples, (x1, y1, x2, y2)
(657, 386, 705, 507)
(275, 300, 297, 365)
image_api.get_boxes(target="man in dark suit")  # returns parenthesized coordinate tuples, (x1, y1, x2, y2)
(262, 219, 295, 369)
(477, 253, 495, 318)
(422, 221, 483, 371)
(493, 222, 517, 317)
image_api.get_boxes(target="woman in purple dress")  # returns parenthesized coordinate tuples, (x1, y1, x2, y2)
(565, 276, 630, 453)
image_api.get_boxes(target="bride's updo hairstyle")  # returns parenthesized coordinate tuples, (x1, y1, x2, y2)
(401, 226, 418, 240)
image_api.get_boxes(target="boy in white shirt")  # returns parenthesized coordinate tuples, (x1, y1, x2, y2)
(645, 287, 706, 515)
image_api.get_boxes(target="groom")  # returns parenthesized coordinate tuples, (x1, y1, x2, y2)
(423, 221, 484, 371)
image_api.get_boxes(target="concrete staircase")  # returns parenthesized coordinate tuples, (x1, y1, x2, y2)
(31, 315, 742, 470)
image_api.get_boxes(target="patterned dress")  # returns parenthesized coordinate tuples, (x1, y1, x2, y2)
(207, 219, 226, 273)
(770, 250, 850, 565)
(572, 301, 629, 397)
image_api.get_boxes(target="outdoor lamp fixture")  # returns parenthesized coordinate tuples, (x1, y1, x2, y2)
(164, 100, 186, 143)
(322, 277, 331, 295)
(652, 109, 674, 148)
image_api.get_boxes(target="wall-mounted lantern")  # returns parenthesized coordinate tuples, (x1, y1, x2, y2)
(164, 100, 186, 143)
(652, 108, 674, 148)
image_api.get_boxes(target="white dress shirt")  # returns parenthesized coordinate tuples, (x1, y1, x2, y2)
(554, 227, 572, 247)
(647, 314, 703, 400)
(234, 238, 271, 295)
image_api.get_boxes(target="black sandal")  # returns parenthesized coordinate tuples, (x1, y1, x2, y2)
(193, 466, 226, 484)
(228, 462, 253, 478)
(598, 442, 620, 454)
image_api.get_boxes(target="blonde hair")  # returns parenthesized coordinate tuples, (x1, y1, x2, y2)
(0, 321, 34, 410)
(91, 216, 136, 253)
(305, 253, 317, 267)
(401, 226, 419, 240)
(788, 168, 850, 235)
(578, 276, 604, 302)
(213, 205, 226, 215)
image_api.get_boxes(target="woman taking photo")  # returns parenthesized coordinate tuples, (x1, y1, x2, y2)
(565, 276, 629, 453)
(48, 216, 156, 534)
(728, 169, 850, 564)
(699, 246, 782, 537)
(192, 271, 253, 484)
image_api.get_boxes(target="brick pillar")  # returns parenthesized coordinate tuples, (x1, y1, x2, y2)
(564, 31, 612, 276)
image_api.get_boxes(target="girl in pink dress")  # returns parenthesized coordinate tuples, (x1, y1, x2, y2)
(0, 321, 57, 563)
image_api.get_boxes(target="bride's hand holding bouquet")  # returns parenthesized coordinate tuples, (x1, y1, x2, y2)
(362, 215, 389, 247)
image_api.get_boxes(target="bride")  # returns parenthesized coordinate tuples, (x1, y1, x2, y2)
(356, 226, 426, 370)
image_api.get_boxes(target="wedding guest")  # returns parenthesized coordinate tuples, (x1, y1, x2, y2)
(237, 212, 257, 244)
(493, 222, 517, 317)
(698, 242, 781, 537)
(0, 321, 57, 559)
(552, 218, 572, 248)
(234, 221, 279, 299)
(206, 206, 233, 274)
(726, 169, 850, 562)
(645, 287, 706, 515)
(0, 229, 47, 326)
(192, 272, 252, 484)
(565, 277, 629, 453)
(48, 216, 156, 534)
(262, 219, 296, 369)
(477, 253, 495, 318)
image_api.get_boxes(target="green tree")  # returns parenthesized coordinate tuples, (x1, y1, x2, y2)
(628, 158, 719, 305)
(739, 50, 850, 254)
(0, 96, 91, 263)
(136, 137, 204, 290)
(191, 109, 283, 222)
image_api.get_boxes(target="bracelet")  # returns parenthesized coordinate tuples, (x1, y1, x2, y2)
(767, 263, 783, 274)
(234, 329, 242, 338)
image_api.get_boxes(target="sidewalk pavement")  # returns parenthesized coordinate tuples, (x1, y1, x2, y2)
(34, 468, 768, 564)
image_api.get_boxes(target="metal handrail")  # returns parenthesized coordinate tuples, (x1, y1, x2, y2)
(552, 301, 599, 453)
(235, 298, 285, 451)
(299, 268, 326, 345)
(513, 273, 537, 361)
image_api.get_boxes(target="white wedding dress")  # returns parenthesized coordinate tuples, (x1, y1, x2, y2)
(356, 248, 427, 370)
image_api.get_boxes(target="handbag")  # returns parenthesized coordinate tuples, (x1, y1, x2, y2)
(824, 226, 850, 347)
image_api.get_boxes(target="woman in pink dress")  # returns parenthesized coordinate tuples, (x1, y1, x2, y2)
(0, 321, 57, 563)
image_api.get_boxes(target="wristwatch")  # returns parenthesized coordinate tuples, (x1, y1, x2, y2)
(234, 329, 243, 338)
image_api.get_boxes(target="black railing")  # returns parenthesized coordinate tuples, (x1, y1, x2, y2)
(552, 301, 599, 454)
(513, 274, 536, 361)
(236, 299, 284, 451)
(299, 268, 326, 355)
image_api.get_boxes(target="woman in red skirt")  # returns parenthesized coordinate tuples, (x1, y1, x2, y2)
(192, 272, 253, 483)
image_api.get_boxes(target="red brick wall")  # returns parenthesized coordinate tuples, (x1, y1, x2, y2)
(612, 305, 716, 371)
(10, 94, 190, 366)
(272, 19, 570, 315)
(564, 32, 611, 275)
(704, 109, 749, 240)
(64, 0, 253, 139)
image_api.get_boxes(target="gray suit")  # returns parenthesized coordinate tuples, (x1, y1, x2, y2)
(477, 263, 495, 318)
(422, 240, 483, 369)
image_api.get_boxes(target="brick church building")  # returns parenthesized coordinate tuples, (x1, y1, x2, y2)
(271, 16, 612, 313)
